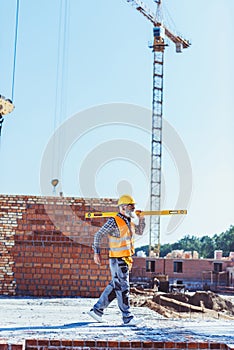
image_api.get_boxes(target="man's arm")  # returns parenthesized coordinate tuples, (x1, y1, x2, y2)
(93, 217, 118, 264)
(134, 217, 145, 236)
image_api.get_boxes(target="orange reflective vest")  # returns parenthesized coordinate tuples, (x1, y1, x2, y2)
(109, 215, 135, 258)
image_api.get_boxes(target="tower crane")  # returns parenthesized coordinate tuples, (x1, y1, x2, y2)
(125, 0, 190, 256)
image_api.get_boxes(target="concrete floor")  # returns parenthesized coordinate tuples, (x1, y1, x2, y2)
(0, 297, 234, 345)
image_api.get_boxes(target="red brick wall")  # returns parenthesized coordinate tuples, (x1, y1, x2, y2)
(1, 339, 231, 350)
(0, 194, 116, 297)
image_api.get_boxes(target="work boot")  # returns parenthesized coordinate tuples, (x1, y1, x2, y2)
(87, 308, 104, 323)
(123, 317, 143, 326)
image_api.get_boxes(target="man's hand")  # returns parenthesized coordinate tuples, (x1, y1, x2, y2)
(139, 216, 145, 224)
(94, 253, 101, 265)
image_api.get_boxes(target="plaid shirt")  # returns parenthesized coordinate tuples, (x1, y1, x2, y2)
(93, 213, 145, 254)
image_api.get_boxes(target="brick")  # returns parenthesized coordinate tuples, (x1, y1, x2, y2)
(143, 341, 154, 348)
(49, 340, 61, 346)
(37, 340, 50, 346)
(210, 344, 223, 349)
(197, 343, 210, 349)
(119, 341, 131, 348)
(131, 341, 143, 348)
(153, 342, 165, 348)
(96, 340, 108, 347)
(11, 345, 23, 350)
(25, 340, 38, 349)
(187, 343, 199, 349)
(164, 342, 177, 349)
(72, 340, 86, 347)
(85, 340, 96, 347)
(0, 345, 8, 350)
(107, 341, 119, 348)
(60, 340, 73, 347)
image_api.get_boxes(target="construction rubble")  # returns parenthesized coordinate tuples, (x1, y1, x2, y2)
(130, 288, 234, 320)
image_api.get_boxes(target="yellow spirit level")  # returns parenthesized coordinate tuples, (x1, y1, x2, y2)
(85, 209, 187, 219)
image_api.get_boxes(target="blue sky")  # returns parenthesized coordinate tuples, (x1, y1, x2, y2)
(0, 0, 233, 247)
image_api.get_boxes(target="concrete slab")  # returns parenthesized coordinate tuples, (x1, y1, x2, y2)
(0, 297, 233, 345)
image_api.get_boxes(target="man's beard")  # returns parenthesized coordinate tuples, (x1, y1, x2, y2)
(126, 210, 139, 225)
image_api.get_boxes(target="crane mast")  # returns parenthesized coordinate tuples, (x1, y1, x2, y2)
(125, 0, 190, 256)
(149, 25, 165, 257)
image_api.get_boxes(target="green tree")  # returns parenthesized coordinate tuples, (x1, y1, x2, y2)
(135, 245, 148, 256)
(137, 225, 234, 258)
(176, 235, 201, 252)
(200, 235, 215, 258)
(214, 225, 234, 257)
(159, 243, 172, 257)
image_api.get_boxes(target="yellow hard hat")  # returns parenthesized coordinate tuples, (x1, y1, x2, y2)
(118, 194, 136, 206)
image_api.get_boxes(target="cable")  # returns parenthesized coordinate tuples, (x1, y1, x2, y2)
(52, 0, 70, 191)
(11, 0, 20, 102)
(57, 0, 70, 173)
(163, 2, 178, 36)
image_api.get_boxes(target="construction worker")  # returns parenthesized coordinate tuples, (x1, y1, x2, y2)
(88, 194, 145, 326)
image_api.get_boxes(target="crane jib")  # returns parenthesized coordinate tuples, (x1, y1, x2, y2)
(126, 0, 190, 50)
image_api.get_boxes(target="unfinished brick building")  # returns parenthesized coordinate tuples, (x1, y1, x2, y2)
(131, 256, 234, 292)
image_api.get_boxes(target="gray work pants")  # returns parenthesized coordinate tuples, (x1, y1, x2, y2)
(93, 257, 133, 323)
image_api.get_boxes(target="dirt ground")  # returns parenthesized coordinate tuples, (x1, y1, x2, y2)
(130, 288, 234, 320)
(0, 294, 234, 345)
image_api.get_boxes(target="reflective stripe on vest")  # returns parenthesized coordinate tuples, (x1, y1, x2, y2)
(109, 215, 135, 258)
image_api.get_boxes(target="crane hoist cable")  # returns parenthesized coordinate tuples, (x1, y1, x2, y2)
(51, 0, 70, 193)
(163, 2, 178, 38)
(11, 0, 20, 102)
(0, 0, 19, 136)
